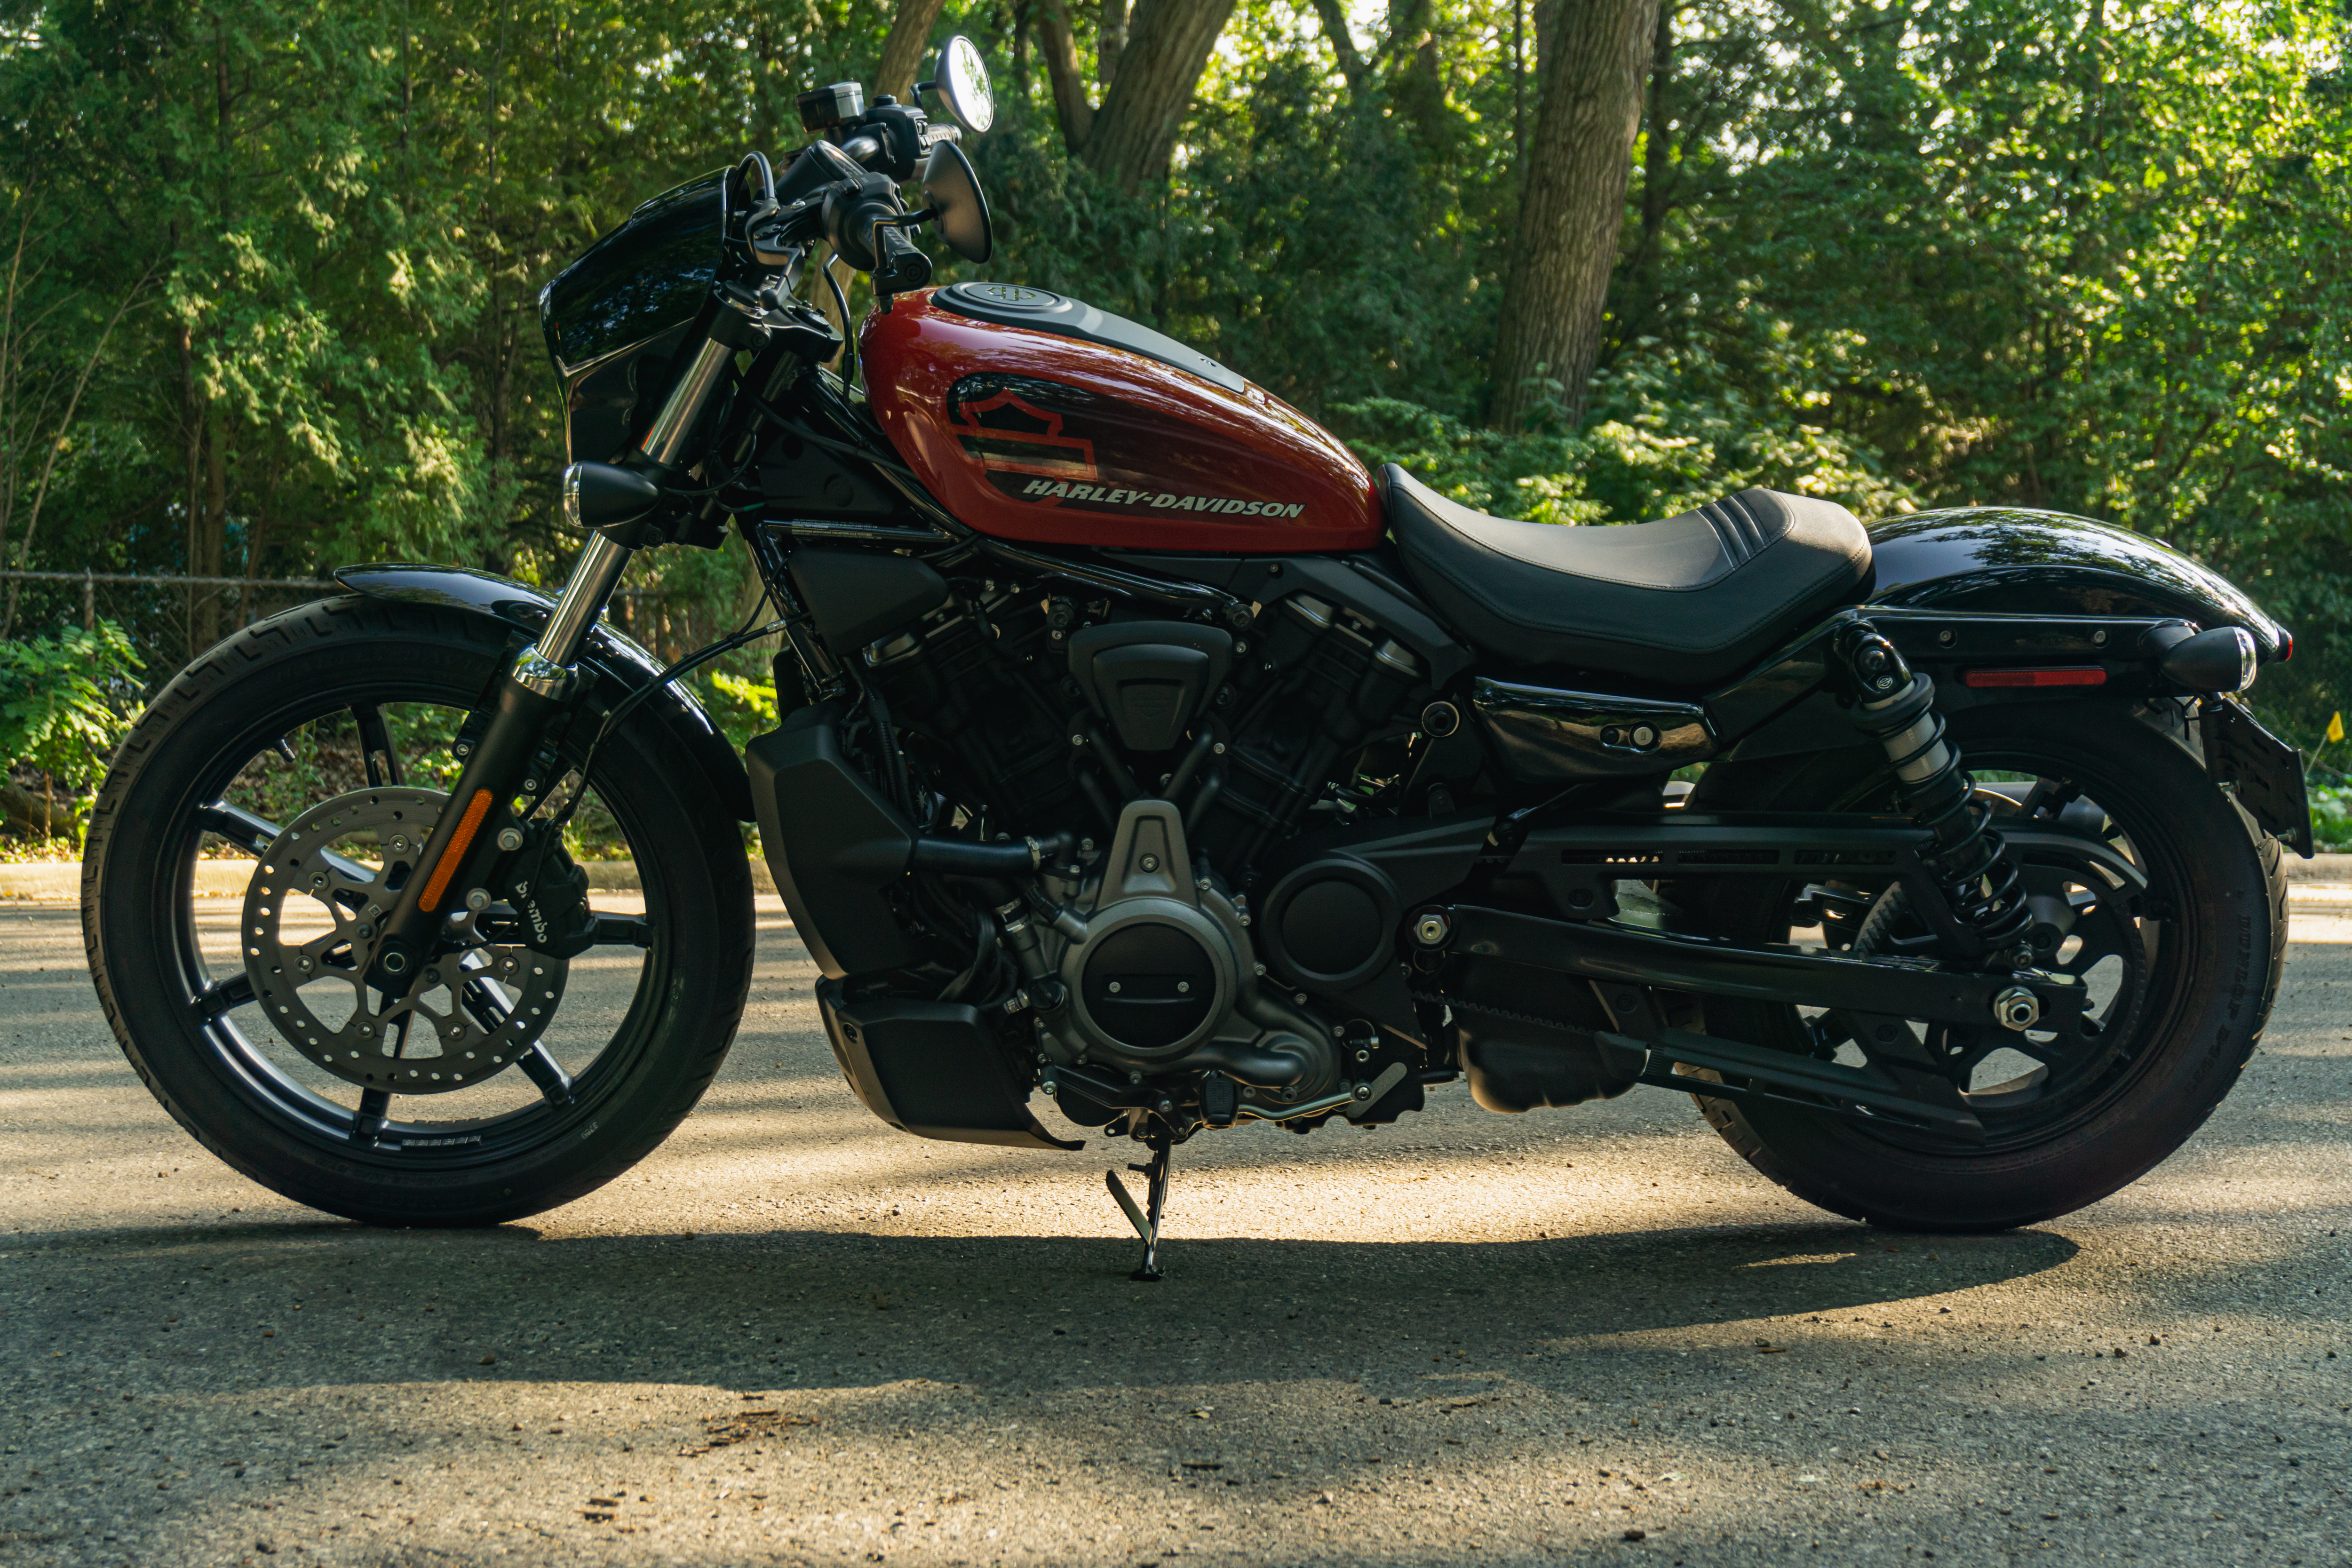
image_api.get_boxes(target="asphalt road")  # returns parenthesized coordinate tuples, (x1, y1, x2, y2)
(1, 887, 2346, 1568)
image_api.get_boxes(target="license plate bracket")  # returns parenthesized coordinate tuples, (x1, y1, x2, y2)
(2201, 699, 2313, 857)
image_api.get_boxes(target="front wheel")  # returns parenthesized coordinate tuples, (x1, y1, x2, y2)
(81, 596, 756, 1226)
(1683, 700, 2276, 1232)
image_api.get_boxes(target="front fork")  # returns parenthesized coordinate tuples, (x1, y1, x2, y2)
(363, 290, 772, 987)
(363, 531, 638, 987)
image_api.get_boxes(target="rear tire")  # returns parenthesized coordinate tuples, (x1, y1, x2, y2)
(82, 596, 757, 1226)
(1684, 701, 2274, 1232)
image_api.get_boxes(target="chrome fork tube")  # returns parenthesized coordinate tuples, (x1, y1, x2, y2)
(526, 533, 633, 679)
(634, 335, 738, 469)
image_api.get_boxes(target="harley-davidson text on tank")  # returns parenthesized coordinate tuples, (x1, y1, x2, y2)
(860, 287, 1380, 552)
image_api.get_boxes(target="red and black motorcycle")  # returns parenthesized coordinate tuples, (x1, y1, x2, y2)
(85, 41, 2310, 1275)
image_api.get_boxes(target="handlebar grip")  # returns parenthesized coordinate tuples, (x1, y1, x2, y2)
(874, 224, 933, 294)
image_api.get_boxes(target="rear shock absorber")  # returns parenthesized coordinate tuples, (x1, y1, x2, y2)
(1835, 623, 2034, 961)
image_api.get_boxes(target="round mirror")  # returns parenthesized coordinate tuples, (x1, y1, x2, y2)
(930, 36, 994, 135)
(922, 140, 994, 263)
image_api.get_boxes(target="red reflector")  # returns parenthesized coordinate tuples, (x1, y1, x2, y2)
(2279, 629, 2294, 662)
(1961, 667, 2107, 689)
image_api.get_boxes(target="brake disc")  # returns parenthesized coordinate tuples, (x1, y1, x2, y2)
(238, 787, 569, 1093)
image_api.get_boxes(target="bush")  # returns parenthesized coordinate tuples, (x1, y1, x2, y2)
(0, 621, 144, 843)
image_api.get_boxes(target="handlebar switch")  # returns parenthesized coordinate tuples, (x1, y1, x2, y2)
(850, 102, 928, 182)
(797, 82, 864, 132)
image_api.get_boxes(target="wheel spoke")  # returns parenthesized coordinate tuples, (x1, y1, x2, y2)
(516, 1042, 574, 1106)
(353, 702, 404, 788)
(352, 1087, 391, 1146)
(198, 801, 280, 856)
(191, 971, 256, 1023)
(592, 914, 654, 948)
(460, 975, 510, 1029)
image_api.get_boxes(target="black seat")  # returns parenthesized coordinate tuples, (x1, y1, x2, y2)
(1383, 465, 1871, 686)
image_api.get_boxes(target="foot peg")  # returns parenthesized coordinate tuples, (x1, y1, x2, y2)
(1106, 1136, 1172, 1281)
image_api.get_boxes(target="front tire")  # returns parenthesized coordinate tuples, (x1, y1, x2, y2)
(1685, 701, 2275, 1232)
(82, 596, 757, 1226)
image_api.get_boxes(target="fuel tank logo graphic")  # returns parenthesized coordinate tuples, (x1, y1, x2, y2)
(943, 373, 1307, 520)
(1017, 478, 1305, 517)
(948, 385, 1098, 481)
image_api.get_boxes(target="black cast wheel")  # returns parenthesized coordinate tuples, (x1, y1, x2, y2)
(81, 595, 757, 1226)
(1682, 700, 2278, 1231)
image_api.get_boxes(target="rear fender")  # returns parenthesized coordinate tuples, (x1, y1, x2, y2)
(1867, 508, 2289, 661)
(334, 563, 754, 821)
(1705, 509, 2291, 768)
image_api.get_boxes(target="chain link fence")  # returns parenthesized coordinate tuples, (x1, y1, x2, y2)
(0, 568, 734, 694)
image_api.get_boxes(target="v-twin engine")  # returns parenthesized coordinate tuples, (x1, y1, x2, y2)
(1006, 800, 1343, 1115)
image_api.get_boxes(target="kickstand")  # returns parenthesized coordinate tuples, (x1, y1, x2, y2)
(1105, 1135, 1173, 1282)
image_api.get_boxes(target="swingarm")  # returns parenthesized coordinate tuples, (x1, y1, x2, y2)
(1415, 903, 2085, 1037)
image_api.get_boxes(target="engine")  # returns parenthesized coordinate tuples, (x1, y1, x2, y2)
(1002, 799, 1345, 1125)
(792, 553, 1452, 1136)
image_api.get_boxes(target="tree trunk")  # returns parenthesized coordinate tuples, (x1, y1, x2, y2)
(178, 318, 203, 653)
(1082, 0, 1236, 191)
(1490, 0, 1657, 430)
(195, 407, 228, 649)
(1100, 0, 1129, 88)
(0, 775, 49, 841)
(1308, 0, 1366, 90)
(875, 0, 950, 103)
(1035, 0, 1097, 151)
(1011, 0, 1033, 98)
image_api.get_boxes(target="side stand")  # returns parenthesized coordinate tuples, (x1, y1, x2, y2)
(1105, 1135, 1173, 1282)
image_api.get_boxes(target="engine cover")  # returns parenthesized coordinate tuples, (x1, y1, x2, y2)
(1033, 800, 1338, 1104)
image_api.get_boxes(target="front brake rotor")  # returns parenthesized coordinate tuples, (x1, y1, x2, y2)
(238, 787, 568, 1092)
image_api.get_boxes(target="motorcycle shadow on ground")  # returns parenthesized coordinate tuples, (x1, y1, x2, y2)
(17, 1213, 2082, 1401)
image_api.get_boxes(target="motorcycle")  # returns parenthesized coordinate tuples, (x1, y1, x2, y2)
(84, 39, 2311, 1278)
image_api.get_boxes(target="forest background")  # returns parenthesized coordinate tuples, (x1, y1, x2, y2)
(0, 0, 2348, 840)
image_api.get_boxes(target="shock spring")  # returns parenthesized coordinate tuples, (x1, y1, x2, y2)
(1836, 625, 2034, 959)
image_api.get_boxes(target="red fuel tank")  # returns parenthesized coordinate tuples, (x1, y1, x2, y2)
(860, 284, 1380, 553)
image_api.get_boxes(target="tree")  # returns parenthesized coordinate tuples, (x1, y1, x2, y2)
(873, 0, 949, 103)
(1490, 0, 1658, 430)
(1030, 0, 1239, 191)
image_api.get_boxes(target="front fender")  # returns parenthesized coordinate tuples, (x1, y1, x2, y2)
(333, 563, 754, 822)
(1868, 508, 2290, 663)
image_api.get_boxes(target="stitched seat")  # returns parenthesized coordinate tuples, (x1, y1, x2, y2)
(1383, 465, 1872, 686)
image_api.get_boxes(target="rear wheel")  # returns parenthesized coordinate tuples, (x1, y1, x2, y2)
(1684, 701, 2275, 1231)
(82, 596, 757, 1226)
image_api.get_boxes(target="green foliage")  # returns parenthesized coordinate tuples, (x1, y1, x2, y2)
(0, 620, 143, 834)
(2310, 786, 2352, 852)
(1329, 338, 1918, 525)
(702, 669, 779, 753)
(0, 0, 2344, 738)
